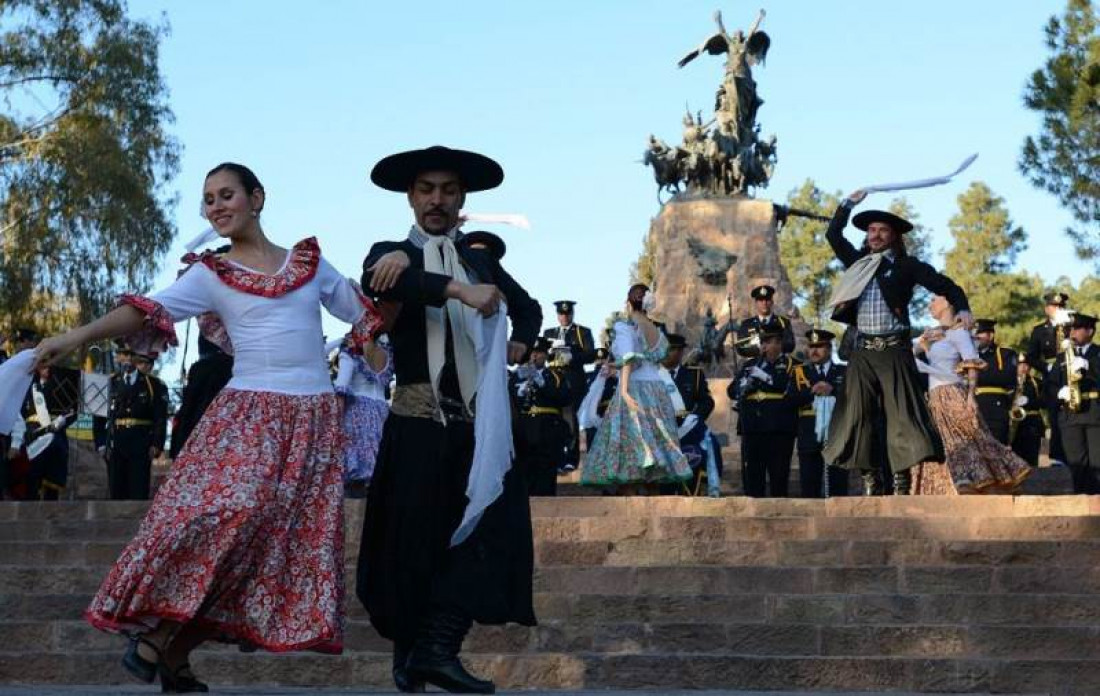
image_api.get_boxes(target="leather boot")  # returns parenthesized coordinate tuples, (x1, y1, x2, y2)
(393, 639, 425, 693)
(407, 608, 495, 694)
(861, 470, 884, 496)
(893, 470, 912, 495)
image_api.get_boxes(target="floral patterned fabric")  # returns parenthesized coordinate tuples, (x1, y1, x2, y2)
(85, 388, 347, 653)
(338, 351, 393, 483)
(910, 383, 1032, 495)
(581, 379, 692, 486)
(182, 237, 321, 298)
(116, 294, 179, 356)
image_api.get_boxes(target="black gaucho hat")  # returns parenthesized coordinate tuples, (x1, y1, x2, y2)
(1044, 291, 1070, 307)
(1072, 313, 1097, 330)
(554, 300, 576, 314)
(805, 328, 836, 345)
(532, 337, 554, 353)
(370, 145, 504, 193)
(974, 319, 997, 334)
(463, 231, 506, 261)
(852, 210, 914, 235)
(666, 333, 688, 349)
(750, 285, 776, 301)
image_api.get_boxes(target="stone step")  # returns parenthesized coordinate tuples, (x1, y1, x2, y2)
(4, 538, 1095, 568)
(0, 651, 1096, 693)
(2, 563, 1099, 597)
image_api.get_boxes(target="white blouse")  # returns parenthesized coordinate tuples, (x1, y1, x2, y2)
(917, 327, 978, 390)
(334, 349, 390, 401)
(611, 320, 666, 382)
(150, 252, 365, 395)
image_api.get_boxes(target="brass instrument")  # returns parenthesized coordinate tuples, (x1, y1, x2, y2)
(1008, 370, 1027, 443)
(1063, 335, 1084, 413)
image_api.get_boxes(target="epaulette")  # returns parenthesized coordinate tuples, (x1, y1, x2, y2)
(1033, 321, 1047, 328)
(778, 316, 789, 327)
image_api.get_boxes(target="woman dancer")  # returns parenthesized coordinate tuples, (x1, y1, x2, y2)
(334, 333, 393, 497)
(909, 295, 1031, 494)
(33, 163, 380, 692)
(580, 283, 691, 493)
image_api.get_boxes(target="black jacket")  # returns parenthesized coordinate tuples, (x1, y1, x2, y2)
(541, 325, 597, 374)
(108, 372, 170, 450)
(797, 360, 846, 451)
(735, 315, 796, 356)
(826, 201, 969, 328)
(975, 344, 1018, 429)
(729, 354, 811, 435)
(671, 365, 715, 422)
(361, 235, 542, 389)
(1026, 320, 1063, 369)
(1048, 342, 1100, 426)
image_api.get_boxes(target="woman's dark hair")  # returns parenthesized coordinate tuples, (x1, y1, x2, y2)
(627, 283, 649, 312)
(206, 162, 264, 196)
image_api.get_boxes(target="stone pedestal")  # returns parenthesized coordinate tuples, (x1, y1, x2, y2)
(649, 195, 807, 373)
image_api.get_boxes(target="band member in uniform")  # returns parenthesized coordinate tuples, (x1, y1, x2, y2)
(973, 319, 1019, 445)
(542, 300, 596, 469)
(0, 328, 38, 499)
(1011, 353, 1045, 467)
(662, 333, 721, 496)
(511, 337, 572, 495)
(796, 329, 849, 497)
(1050, 313, 1100, 493)
(581, 347, 617, 452)
(729, 328, 810, 497)
(15, 362, 76, 500)
(356, 146, 541, 694)
(735, 285, 795, 357)
(169, 336, 233, 459)
(822, 189, 971, 495)
(106, 351, 169, 500)
(1028, 291, 1073, 464)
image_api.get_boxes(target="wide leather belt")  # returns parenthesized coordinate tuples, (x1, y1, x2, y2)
(858, 333, 907, 351)
(975, 387, 1013, 396)
(391, 383, 474, 424)
(114, 418, 152, 427)
(745, 392, 784, 402)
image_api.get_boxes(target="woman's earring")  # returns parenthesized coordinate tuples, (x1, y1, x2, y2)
(250, 210, 259, 218)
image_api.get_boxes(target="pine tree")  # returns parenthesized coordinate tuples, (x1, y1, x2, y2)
(777, 179, 844, 325)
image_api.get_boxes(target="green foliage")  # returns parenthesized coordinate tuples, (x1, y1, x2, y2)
(943, 181, 1045, 349)
(629, 227, 658, 288)
(0, 0, 180, 332)
(1019, 0, 1100, 260)
(776, 179, 844, 326)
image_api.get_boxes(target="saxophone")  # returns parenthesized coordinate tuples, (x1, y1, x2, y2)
(1063, 335, 1084, 414)
(1008, 370, 1027, 443)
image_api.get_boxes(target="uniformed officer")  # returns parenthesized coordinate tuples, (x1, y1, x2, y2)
(1027, 291, 1073, 464)
(582, 347, 617, 454)
(735, 285, 796, 357)
(106, 350, 169, 500)
(729, 328, 811, 497)
(1049, 313, 1100, 493)
(796, 329, 849, 498)
(511, 337, 572, 495)
(542, 300, 596, 467)
(973, 319, 1019, 445)
(0, 328, 39, 499)
(15, 362, 74, 499)
(662, 333, 721, 496)
(1011, 353, 1045, 467)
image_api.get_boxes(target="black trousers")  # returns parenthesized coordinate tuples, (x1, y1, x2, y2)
(1048, 402, 1067, 463)
(1011, 417, 1044, 467)
(824, 346, 944, 473)
(798, 449, 850, 497)
(28, 435, 68, 500)
(1059, 421, 1100, 493)
(108, 426, 153, 500)
(742, 432, 794, 497)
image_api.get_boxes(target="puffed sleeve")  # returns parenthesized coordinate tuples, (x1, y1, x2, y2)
(611, 321, 641, 366)
(333, 350, 355, 394)
(317, 257, 383, 349)
(950, 328, 979, 362)
(117, 264, 215, 354)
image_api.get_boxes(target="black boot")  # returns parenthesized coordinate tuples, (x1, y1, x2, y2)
(861, 470, 884, 496)
(893, 470, 912, 496)
(393, 639, 425, 693)
(407, 609, 495, 694)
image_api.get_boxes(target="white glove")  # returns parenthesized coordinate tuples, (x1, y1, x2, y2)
(517, 382, 531, 397)
(749, 366, 773, 384)
(1058, 386, 1072, 402)
(1073, 356, 1089, 373)
(1014, 395, 1029, 407)
(677, 414, 700, 439)
(1054, 308, 1074, 326)
(551, 338, 566, 349)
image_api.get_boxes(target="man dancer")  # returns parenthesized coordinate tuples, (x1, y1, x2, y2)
(735, 285, 795, 357)
(797, 329, 849, 497)
(542, 300, 595, 471)
(823, 189, 971, 495)
(1051, 313, 1100, 493)
(1028, 291, 1073, 465)
(511, 337, 571, 496)
(356, 145, 541, 694)
(973, 319, 1019, 445)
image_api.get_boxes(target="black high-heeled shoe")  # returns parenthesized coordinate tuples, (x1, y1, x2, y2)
(159, 661, 209, 694)
(122, 636, 163, 684)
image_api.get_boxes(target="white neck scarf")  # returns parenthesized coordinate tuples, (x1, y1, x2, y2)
(418, 227, 480, 408)
(828, 252, 886, 308)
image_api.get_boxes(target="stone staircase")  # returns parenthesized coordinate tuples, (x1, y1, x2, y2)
(1, 497, 1098, 694)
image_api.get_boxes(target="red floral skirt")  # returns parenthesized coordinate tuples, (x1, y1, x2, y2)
(85, 388, 346, 653)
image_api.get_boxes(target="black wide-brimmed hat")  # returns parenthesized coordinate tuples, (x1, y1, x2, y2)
(852, 209, 914, 235)
(370, 145, 504, 193)
(463, 231, 506, 261)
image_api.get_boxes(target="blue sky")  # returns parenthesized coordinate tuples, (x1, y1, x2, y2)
(127, 0, 1078, 373)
